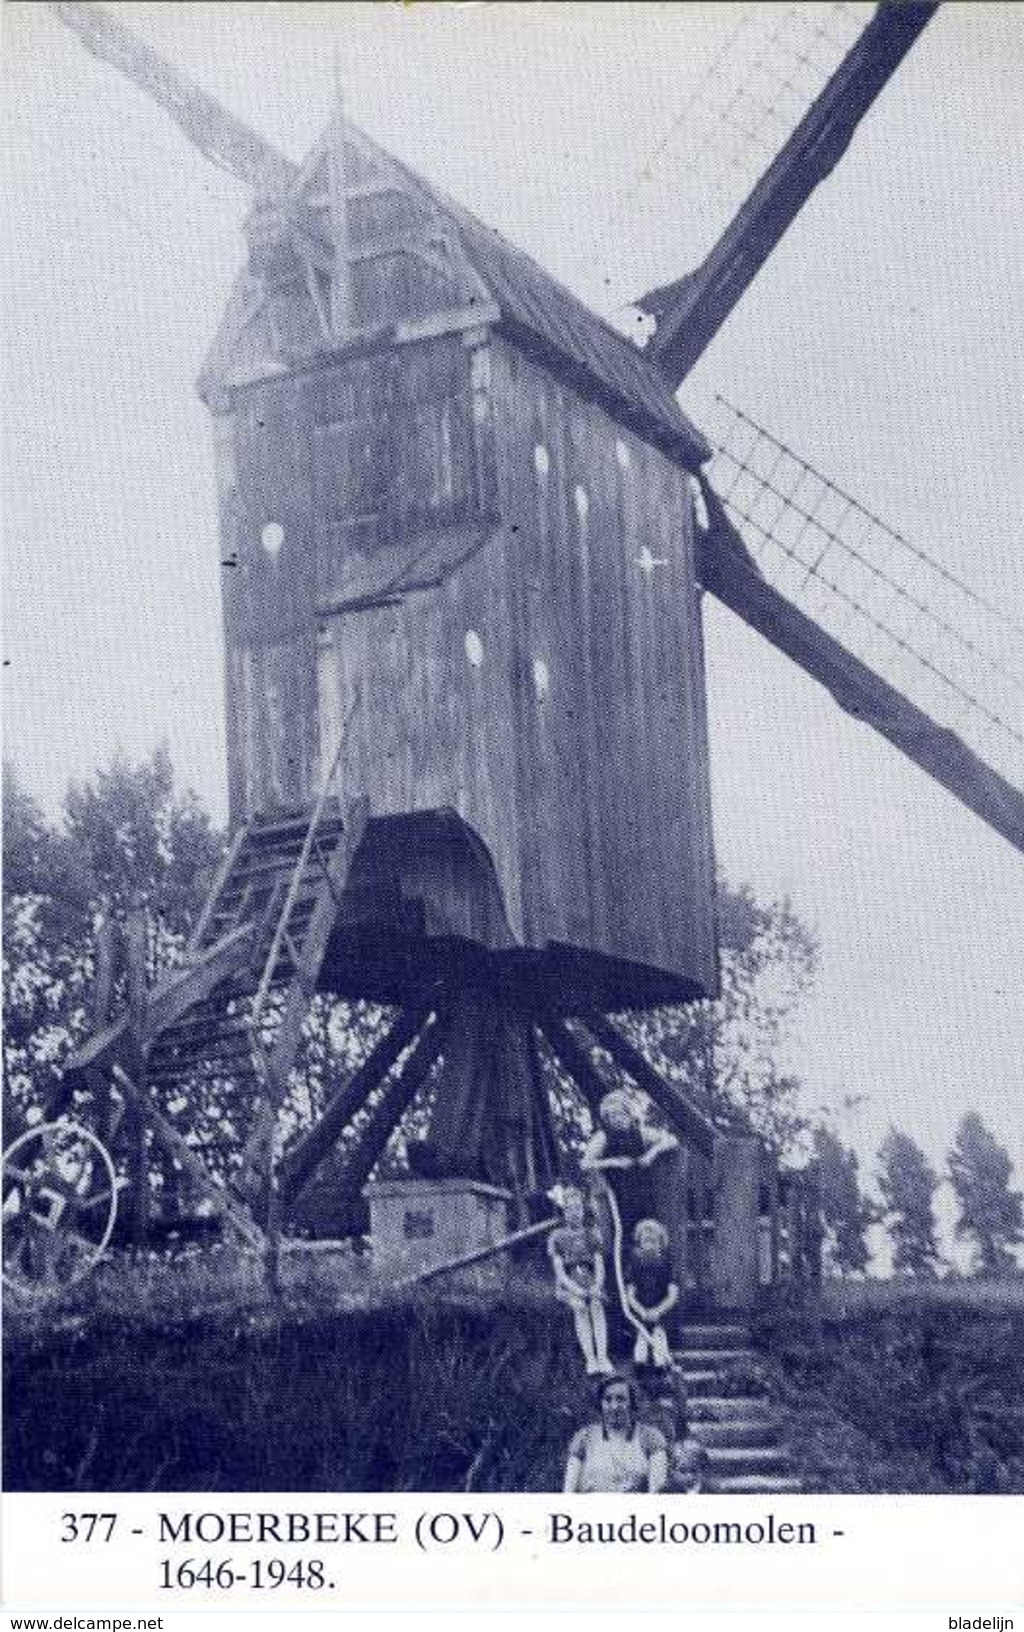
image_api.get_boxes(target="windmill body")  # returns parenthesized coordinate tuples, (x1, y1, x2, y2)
(204, 124, 719, 1016)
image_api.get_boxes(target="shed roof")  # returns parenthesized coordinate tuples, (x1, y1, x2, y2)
(202, 120, 710, 470)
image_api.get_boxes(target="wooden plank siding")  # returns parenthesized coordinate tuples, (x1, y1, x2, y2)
(216, 316, 716, 1002)
(219, 371, 319, 815)
(490, 337, 717, 997)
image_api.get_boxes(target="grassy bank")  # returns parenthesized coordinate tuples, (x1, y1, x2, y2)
(5, 1292, 584, 1492)
(756, 1287, 1024, 1493)
(7, 1256, 1024, 1492)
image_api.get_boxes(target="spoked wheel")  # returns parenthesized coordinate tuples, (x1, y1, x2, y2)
(2, 1120, 119, 1297)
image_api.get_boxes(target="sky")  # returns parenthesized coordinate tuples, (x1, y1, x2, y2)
(2, 2, 1022, 1242)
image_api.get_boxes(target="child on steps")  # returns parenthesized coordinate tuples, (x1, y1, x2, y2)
(625, 1216, 679, 1371)
(548, 1184, 613, 1376)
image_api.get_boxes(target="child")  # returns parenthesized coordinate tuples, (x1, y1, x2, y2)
(581, 1090, 678, 1245)
(547, 1185, 612, 1376)
(653, 1391, 711, 1494)
(625, 1217, 679, 1371)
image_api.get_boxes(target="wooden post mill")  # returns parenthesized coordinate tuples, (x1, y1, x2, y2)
(46, 1, 1022, 1315)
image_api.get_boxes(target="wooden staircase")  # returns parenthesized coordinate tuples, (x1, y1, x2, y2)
(64, 788, 369, 1241)
(677, 1323, 802, 1494)
(149, 804, 355, 1109)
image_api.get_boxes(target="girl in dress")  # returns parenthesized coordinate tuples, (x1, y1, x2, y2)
(581, 1089, 679, 1243)
(625, 1217, 679, 1371)
(547, 1184, 612, 1376)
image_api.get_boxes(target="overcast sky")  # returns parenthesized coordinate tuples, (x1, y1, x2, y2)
(2, 3, 1022, 1237)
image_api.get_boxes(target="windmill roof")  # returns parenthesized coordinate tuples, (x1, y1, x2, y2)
(203, 121, 710, 469)
(442, 200, 711, 469)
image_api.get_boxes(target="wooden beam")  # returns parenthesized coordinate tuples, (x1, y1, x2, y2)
(186, 821, 250, 955)
(278, 1001, 436, 1206)
(526, 1024, 561, 1188)
(333, 1012, 449, 1208)
(537, 1018, 608, 1118)
(327, 64, 352, 342)
(264, 795, 370, 1091)
(388, 1214, 558, 1293)
(92, 906, 118, 1025)
(491, 1016, 547, 1199)
(424, 989, 496, 1179)
(701, 492, 1024, 858)
(236, 796, 370, 1193)
(64, 918, 260, 1076)
(124, 898, 150, 1247)
(580, 1013, 717, 1161)
(298, 241, 332, 341)
(111, 1065, 263, 1249)
(639, 4, 938, 386)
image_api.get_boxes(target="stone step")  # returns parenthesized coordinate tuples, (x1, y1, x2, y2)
(675, 1369, 723, 1395)
(674, 1348, 756, 1369)
(678, 1325, 750, 1350)
(692, 1419, 779, 1450)
(677, 1367, 770, 1398)
(711, 1473, 804, 1495)
(688, 1396, 774, 1422)
(705, 1445, 792, 1477)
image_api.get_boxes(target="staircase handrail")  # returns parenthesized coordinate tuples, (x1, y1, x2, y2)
(250, 691, 361, 1031)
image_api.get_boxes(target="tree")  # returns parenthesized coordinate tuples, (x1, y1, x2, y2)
(3, 748, 223, 1119)
(948, 1113, 1023, 1276)
(812, 1124, 875, 1274)
(877, 1127, 940, 1276)
(623, 882, 818, 1157)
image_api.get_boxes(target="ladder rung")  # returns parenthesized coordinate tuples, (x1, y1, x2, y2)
(150, 1058, 258, 1089)
(152, 1020, 253, 1052)
(151, 1023, 256, 1054)
(248, 810, 345, 844)
(226, 851, 308, 883)
(284, 908, 315, 937)
(167, 988, 254, 1022)
(166, 1063, 258, 1084)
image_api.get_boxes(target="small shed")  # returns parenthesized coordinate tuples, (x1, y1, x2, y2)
(201, 120, 718, 1009)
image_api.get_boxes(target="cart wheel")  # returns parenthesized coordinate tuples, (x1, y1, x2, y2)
(2, 1120, 119, 1297)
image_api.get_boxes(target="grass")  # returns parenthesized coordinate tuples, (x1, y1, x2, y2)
(4, 1290, 587, 1492)
(818, 1273, 1024, 1317)
(4, 1238, 372, 1341)
(3, 1241, 588, 1492)
(755, 1291, 1024, 1493)
(2, 1237, 558, 1346)
(6, 1254, 1024, 1493)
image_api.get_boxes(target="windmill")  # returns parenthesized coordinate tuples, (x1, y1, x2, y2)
(20, 2, 1021, 1303)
